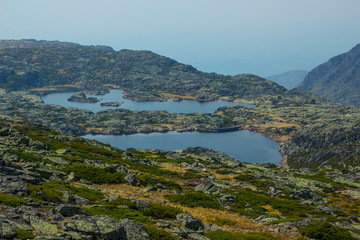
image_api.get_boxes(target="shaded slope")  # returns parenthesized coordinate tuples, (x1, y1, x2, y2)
(297, 44, 360, 106)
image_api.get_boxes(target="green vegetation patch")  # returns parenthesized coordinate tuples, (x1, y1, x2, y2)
(165, 192, 223, 209)
(146, 225, 177, 240)
(8, 150, 42, 163)
(63, 164, 126, 184)
(141, 203, 182, 220)
(16, 229, 35, 240)
(28, 180, 104, 204)
(299, 222, 356, 240)
(85, 205, 149, 223)
(205, 230, 279, 240)
(0, 192, 27, 206)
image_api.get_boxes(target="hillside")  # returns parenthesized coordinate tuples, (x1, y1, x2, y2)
(267, 70, 308, 90)
(0, 39, 286, 102)
(1, 119, 360, 239)
(297, 44, 360, 106)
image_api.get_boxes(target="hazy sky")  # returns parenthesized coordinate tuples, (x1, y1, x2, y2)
(1, 0, 360, 77)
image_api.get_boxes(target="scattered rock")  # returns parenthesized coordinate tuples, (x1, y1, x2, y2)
(125, 173, 140, 186)
(56, 204, 90, 217)
(0, 176, 28, 196)
(176, 213, 205, 231)
(121, 219, 150, 240)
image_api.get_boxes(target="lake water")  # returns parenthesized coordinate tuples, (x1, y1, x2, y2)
(84, 131, 282, 164)
(42, 89, 253, 113)
(42, 89, 281, 164)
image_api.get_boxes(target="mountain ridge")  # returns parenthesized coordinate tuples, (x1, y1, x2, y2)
(297, 44, 360, 106)
(0, 39, 286, 102)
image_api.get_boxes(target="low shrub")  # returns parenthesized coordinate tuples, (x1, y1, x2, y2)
(0, 193, 27, 206)
(16, 229, 35, 240)
(205, 230, 279, 240)
(146, 225, 177, 240)
(85, 205, 149, 223)
(63, 164, 126, 184)
(165, 192, 223, 209)
(141, 203, 182, 220)
(299, 222, 355, 240)
(8, 150, 42, 163)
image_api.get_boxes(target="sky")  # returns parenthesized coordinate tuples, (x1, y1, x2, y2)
(1, 0, 360, 77)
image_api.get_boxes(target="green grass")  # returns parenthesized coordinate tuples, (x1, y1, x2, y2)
(63, 164, 126, 184)
(0, 193, 27, 206)
(165, 192, 223, 209)
(146, 225, 177, 240)
(205, 230, 279, 240)
(28, 180, 104, 204)
(141, 203, 182, 220)
(85, 205, 149, 223)
(8, 150, 42, 163)
(16, 229, 35, 240)
(299, 222, 356, 240)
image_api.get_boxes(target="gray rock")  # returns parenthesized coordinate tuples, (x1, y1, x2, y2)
(194, 180, 223, 195)
(139, 185, 157, 193)
(125, 173, 140, 186)
(29, 215, 58, 236)
(0, 219, 17, 239)
(62, 191, 90, 205)
(176, 213, 205, 231)
(56, 204, 89, 217)
(279, 218, 312, 227)
(219, 194, 236, 203)
(63, 215, 125, 240)
(129, 199, 150, 209)
(44, 157, 70, 166)
(157, 220, 175, 229)
(121, 219, 150, 240)
(188, 233, 211, 240)
(0, 176, 28, 196)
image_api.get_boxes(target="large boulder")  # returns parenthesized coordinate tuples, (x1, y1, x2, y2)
(194, 180, 223, 195)
(176, 213, 205, 231)
(62, 215, 125, 240)
(121, 219, 150, 240)
(124, 173, 140, 186)
(56, 204, 90, 217)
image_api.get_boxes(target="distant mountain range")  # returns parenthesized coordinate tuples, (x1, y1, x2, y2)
(297, 44, 360, 106)
(266, 70, 308, 90)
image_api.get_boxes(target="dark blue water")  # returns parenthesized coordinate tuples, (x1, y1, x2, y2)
(84, 130, 282, 164)
(42, 89, 253, 113)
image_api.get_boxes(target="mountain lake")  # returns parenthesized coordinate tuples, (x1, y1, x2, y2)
(42, 89, 282, 164)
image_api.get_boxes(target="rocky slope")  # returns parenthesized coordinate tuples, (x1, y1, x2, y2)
(297, 44, 360, 106)
(1, 119, 360, 239)
(267, 70, 308, 90)
(0, 39, 286, 102)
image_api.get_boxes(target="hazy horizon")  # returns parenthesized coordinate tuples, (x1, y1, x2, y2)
(1, 0, 359, 77)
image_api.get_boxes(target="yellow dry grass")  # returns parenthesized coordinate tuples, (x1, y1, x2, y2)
(261, 205, 282, 215)
(159, 92, 197, 100)
(160, 163, 185, 173)
(101, 183, 297, 239)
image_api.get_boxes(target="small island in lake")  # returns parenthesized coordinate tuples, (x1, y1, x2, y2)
(68, 92, 101, 103)
(100, 101, 123, 107)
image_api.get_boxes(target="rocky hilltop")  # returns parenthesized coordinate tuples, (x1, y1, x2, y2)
(0, 39, 285, 102)
(1, 119, 360, 239)
(298, 44, 360, 106)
